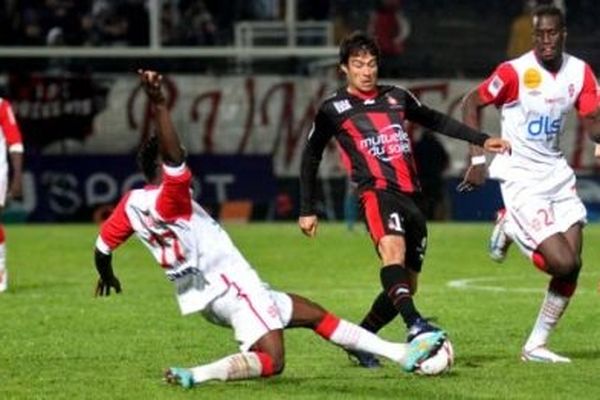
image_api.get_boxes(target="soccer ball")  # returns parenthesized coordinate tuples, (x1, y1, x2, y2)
(414, 337, 454, 376)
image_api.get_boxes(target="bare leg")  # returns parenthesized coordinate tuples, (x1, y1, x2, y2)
(166, 329, 285, 388)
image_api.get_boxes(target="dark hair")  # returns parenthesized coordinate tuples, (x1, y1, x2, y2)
(533, 5, 565, 29)
(137, 135, 159, 182)
(339, 31, 380, 65)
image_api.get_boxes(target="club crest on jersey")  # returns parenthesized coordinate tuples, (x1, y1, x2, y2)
(523, 68, 542, 89)
(385, 95, 402, 109)
(333, 99, 352, 114)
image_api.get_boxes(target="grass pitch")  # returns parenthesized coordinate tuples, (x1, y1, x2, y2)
(1, 222, 599, 399)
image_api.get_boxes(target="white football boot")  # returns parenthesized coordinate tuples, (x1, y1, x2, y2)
(489, 208, 512, 263)
(521, 346, 571, 363)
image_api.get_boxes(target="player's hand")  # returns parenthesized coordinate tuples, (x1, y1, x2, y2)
(456, 164, 486, 192)
(298, 215, 318, 238)
(138, 69, 166, 104)
(95, 276, 122, 297)
(483, 137, 511, 154)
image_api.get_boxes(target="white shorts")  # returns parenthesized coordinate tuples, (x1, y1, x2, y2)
(201, 268, 293, 352)
(0, 171, 7, 207)
(501, 170, 586, 259)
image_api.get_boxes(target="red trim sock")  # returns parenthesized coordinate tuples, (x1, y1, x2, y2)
(314, 313, 341, 340)
(255, 352, 275, 377)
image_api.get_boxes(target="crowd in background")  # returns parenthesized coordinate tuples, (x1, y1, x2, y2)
(0, 0, 599, 76)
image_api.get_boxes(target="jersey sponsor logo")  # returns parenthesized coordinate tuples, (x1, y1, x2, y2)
(527, 115, 562, 137)
(333, 99, 352, 114)
(359, 124, 410, 161)
(488, 75, 504, 97)
(364, 99, 376, 105)
(523, 68, 542, 89)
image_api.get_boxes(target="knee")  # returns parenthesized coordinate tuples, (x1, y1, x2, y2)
(549, 254, 581, 278)
(271, 356, 285, 375)
(378, 236, 406, 265)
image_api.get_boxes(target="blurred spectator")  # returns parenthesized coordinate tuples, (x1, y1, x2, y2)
(344, 178, 359, 230)
(0, 1, 16, 45)
(368, 0, 409, 55)
(331, 0, 372, 44)
(506, 0, 535, 58)
(179, 0, 217, 45)
(89, 1, 129, 46)
(119, 0, 149, 46)
(367, 0, 410, 77)
(161, 2, 179, 46)
(298, 0, 330, 21)
(249, 0, 283, 20)
(413, 129, 450, 220)
(18, 5, 46, 45)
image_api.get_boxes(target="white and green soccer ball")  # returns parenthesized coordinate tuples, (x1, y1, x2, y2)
(415, 337, 454, 376)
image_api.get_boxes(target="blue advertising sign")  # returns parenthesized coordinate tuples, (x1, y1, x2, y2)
(447, 177, 600, 222)
(7, 154, 274, 222)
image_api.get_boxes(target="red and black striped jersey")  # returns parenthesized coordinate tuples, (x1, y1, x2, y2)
(300, 85, 490, 215)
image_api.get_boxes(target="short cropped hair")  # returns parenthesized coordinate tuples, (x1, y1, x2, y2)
(137, 135, 159, 182)
(339, 31, 380, 65)
(533, 5, 565, 29)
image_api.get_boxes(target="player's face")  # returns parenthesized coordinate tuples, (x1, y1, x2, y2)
(342, 51, 378, 94)
(532, 15, 565, 64)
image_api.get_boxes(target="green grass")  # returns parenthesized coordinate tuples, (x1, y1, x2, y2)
(1, 222, 599, 399)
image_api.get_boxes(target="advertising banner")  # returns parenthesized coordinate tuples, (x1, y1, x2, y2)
(6, 154, 274, 222)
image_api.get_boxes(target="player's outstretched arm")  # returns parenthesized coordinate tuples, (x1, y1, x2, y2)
(137, 69, 184, 166)
(583, 108, 600, 144)
(94, 248, 122, 297)
(458, 88, 494, 192)
(8, 151, 23, 201)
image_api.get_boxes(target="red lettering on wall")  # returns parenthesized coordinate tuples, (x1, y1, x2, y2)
(191, 91, 222, 153)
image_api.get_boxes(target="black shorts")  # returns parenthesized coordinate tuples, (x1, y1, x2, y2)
(359, 189, 428, 272)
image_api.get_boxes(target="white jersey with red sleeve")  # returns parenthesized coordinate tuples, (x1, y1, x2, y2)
(479, 50, 599, 183)
(0, 98, 24, 175)
(95, 163, 257, 315)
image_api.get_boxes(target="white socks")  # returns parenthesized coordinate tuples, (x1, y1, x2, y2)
(317, 314, 407, 364)
(524, 290, 569, 351)
(190, 352, 266, 383)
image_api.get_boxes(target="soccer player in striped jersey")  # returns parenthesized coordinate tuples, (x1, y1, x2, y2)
(0, 98, 24, 293)
(93, 69, 446, 389)
(459, 5, 600, 363)
(298, 31, 510, 367)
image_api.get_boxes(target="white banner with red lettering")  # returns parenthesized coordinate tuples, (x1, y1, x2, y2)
(32, 75, 597, 177)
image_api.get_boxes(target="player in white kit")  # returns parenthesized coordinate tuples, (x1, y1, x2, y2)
(93, 70, 445, 389)
(458, 5, 600, 363)
(0, 98, 24, 293)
